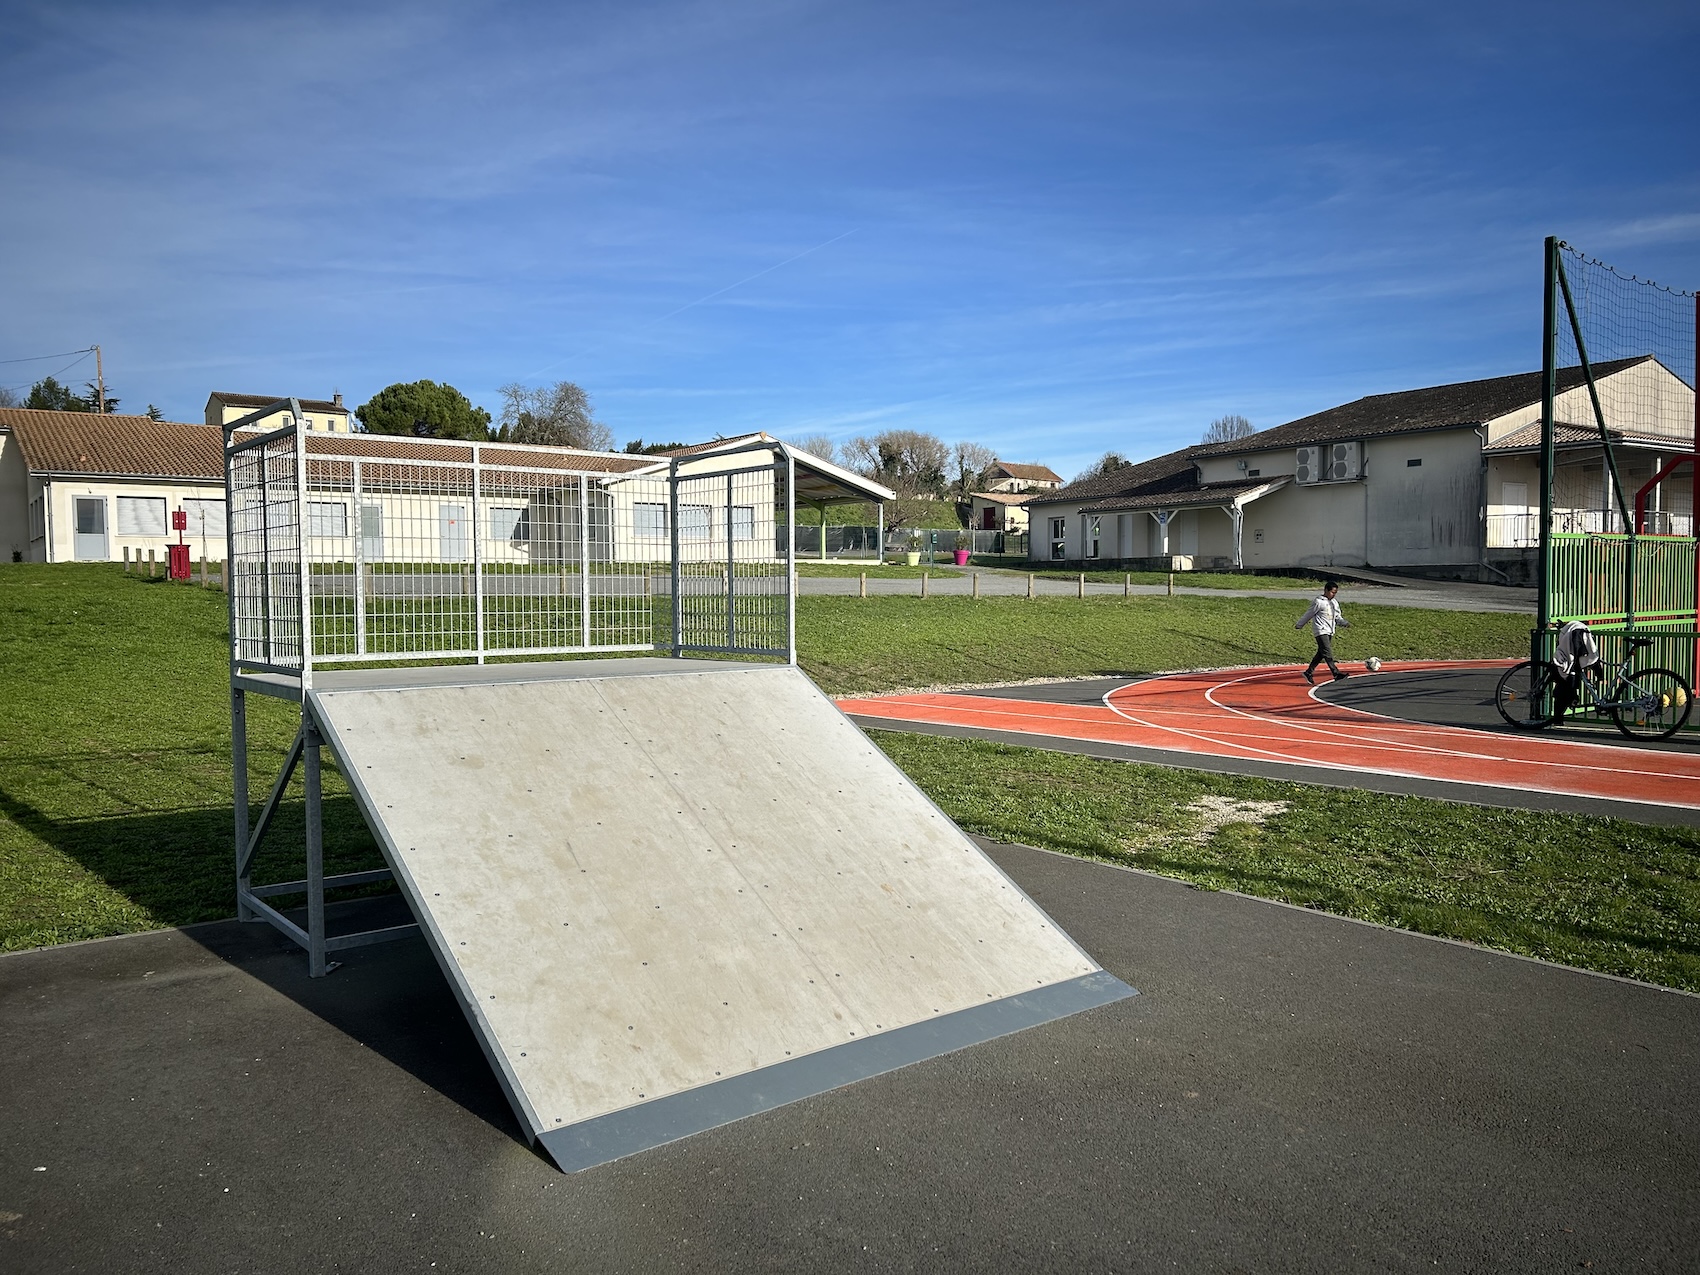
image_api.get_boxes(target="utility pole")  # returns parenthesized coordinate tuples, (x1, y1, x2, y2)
(94, 345, 105, 413)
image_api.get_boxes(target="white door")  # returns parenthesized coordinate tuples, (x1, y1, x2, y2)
(439, 504, 468, 561)
(73, 497, 108, 561)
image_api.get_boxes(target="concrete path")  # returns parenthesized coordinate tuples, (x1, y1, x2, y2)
(3, 843, 1695, 1273)
(797, 565, 1537, 613)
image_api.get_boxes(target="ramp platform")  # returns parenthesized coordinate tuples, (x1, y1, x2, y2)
(307, 658, 1133, 1172)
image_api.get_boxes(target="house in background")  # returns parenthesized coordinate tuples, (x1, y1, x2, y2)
(981, 460, 1062, 494)
(968, 490, 1036, 532)
(206, 391, 353, 433)
(1028, 357, 1694, 580)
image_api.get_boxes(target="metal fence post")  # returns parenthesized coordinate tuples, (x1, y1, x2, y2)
(303, 713, 327, 978)
(578, 475, 591, 649)
(472, 446, 485, 663)
(726, 472, 737, 650)
(292, 401, 313, 686)
(670, 459, 682, 656)
(352, 459, 366, 656)
(232, 689, 253, 921)
(785, 449, 797, 665)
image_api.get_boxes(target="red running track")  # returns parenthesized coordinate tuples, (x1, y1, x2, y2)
(839, 660, 1700, 810)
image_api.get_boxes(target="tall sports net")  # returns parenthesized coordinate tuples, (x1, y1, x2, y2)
(1541, 240, 1698, 624)
(1538, 240, 1699, 719)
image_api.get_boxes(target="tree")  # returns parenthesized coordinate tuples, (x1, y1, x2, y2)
(1073, 451, 1132, 483)
(0, 386, 18, 408)
(145, 404, 164, 421)
(498, 381, 612, 450)
(950, 440, 997, 500)
(623, 438, 688, 455)
(356, 380, 492, 439)
(1202, 414, 1254, 444)
(81, 381, 119, 413)
(842, 429, 949, 498)
(789, 434, 839, 465)
(25, 376, 88, 412)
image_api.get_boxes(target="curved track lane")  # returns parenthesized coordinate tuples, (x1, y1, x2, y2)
(838, 660, 1700, 810)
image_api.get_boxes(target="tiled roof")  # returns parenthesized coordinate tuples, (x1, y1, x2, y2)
(970, 491, 1035, 505)
(1026, 444, 1200, 507)
(1079, 477, 1287, 514)
(991, 461, 1062, 483)
(657, 432, 774, 458)
(1481, 420, 1685, 453)
(1, 410, 225, 478)
(209, 391, 347, 414)
(1193, 357, 1652, 457)
(0, 409, 654, 480)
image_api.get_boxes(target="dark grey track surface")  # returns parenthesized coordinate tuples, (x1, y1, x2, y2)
(852, 668, 1700, 827)
(4, 844, 1697, 1273)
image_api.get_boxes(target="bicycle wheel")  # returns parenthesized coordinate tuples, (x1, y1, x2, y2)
(1494, 660, 1560, 730)
(1609, 667, 1694, 741)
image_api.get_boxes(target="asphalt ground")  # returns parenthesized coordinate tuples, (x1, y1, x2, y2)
(848, 667, 1700, 828)
(4, 841, 1697, 1274)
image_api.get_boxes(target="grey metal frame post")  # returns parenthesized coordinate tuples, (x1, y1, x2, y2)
(726, 471, 737, 650)
(785, 448, 797, 666)
(669, 457, 683, 656)
(292, 399, 313, 687)
(352, 460, 367, 657)
(1538, 236, 1558, 636)
(472, 444, 485, 664)
(578, 474, 592, 649)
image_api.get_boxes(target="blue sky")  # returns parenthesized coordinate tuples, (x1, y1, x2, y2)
(2, 0, 1696, 477)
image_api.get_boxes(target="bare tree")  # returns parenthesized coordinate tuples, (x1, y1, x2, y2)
(843, 429, 949, 498)
(1202, 414, 1254, 444)
(0, 386, 18, 408)
(497, 381, 613, 450)
(789, 434, 839, 465)
(950, 441, 997, 499)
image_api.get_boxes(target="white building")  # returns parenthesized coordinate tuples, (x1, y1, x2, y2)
(1028, 357, 1694, 581)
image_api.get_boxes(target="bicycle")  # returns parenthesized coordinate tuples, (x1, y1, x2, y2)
(1494, 636, 1693, 740)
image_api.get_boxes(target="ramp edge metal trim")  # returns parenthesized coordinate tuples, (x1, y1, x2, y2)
(538, 969, 1136, 1174)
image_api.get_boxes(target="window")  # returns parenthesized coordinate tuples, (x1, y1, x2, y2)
(306, 501, 348, 537)
(1085, 515, 1101, 559)
(181, 498, 228, 540)
(1407, 458, 1422, 468)
(117, 496, 167, 536)
(731, 505, 755, 541)
(1049, 516, 1067, 560)
(679, 504, 710, 539)
(634, 502, 668, 538)
(1247, 469, 1260, 478)
(29, 495, 44, 540)
(488, 506, 525, 542)
(303, 417, 315, 430)
(1050, 517, 1065, 538)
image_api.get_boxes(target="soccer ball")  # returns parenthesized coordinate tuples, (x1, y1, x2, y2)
(1364, 656, 1383, 673)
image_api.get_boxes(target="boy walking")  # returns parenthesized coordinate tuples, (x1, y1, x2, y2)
(1296, 581, 1349, 684)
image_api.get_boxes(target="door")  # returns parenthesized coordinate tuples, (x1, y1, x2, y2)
(439, 504, 468, 562)
(73, 497, 108, 561)
(361, 504, 384, 561)
(1500, 481, 1530, 545)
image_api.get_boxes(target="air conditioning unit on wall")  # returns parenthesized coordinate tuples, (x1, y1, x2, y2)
(1295, 446, 1319, 484)
(1327, 440, 1361, 481)
(1296, 442, 1361, 484)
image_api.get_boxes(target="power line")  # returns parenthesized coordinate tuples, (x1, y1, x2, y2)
(0, 345, 97, 366)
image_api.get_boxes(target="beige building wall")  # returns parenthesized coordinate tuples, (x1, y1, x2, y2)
(41, 476, 228, 564)
(0, 429, 30, 561)
(208, 397, 353, 434)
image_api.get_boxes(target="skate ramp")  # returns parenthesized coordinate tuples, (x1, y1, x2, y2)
(308, 658, 1134, 1172)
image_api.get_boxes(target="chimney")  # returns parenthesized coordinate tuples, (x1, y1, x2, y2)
(333, 392, 343, 408)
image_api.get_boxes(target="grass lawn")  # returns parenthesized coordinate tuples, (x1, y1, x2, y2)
(9, 563, 1689, 995)
(796, 594, 1527, 694)
(874, 731, 1700, 992)
(1028, 568, 1336, 590)
(794, 562, 932, 578)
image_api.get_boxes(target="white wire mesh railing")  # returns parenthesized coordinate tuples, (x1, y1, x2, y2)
(226, 425, 801, 674)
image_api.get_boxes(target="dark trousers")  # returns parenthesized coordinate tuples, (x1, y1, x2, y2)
(1307, 633, 1341, 677)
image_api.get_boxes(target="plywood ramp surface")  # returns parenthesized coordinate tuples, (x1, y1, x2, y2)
(310, 660, 1132, 1171)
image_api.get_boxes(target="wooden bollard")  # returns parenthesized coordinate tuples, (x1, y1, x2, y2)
(148, 549, 157, 578)
(1026, 573, 1035, 599)
(1078, 572, 1085, 599)
(859, 572, 867, 599)
(972, 571, 979, 599)
(199, 553, 208, 587)
(921, 571, 929, 599)
(123, 546, 130, 572)
(1124, 572, 1131, 598)
(1167, 572, 1174, 596)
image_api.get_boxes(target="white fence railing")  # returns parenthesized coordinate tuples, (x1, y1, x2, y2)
(1486, 509, 1695, 548)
